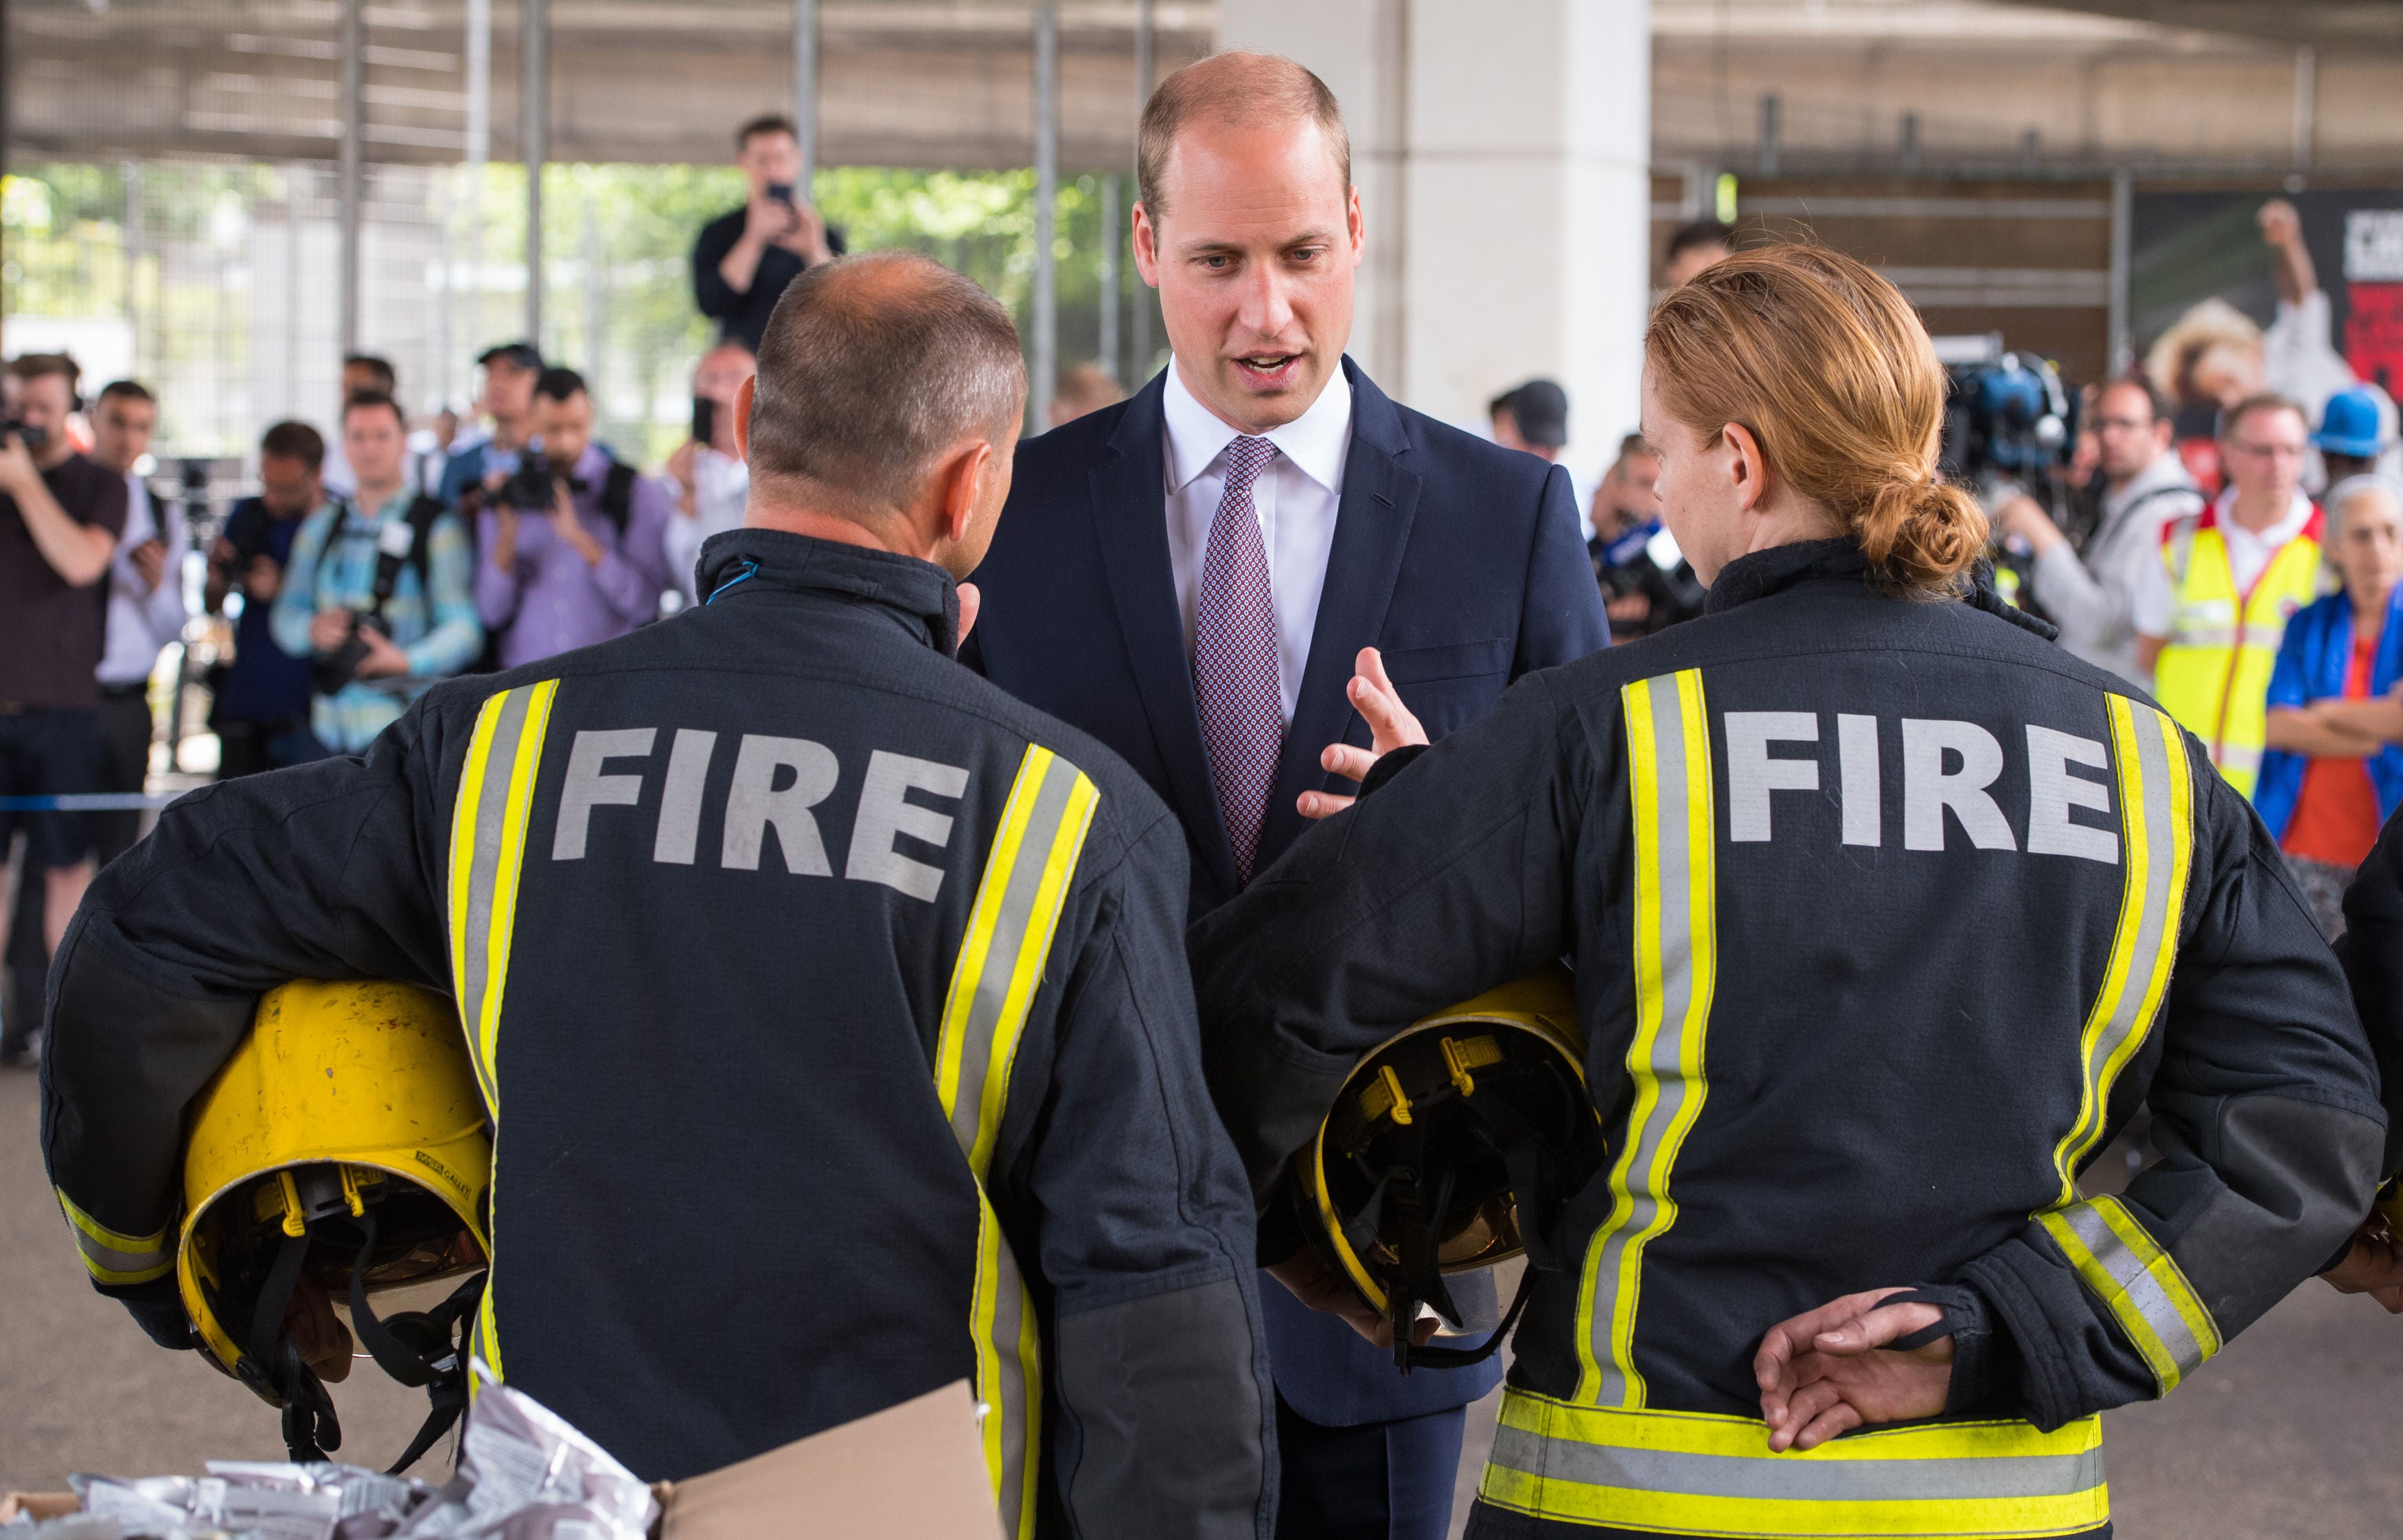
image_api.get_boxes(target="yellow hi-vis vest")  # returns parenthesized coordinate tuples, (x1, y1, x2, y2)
(2151, 503, 2323, 799)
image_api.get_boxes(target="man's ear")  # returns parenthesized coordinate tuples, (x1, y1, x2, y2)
(1132, 203, 1161, 288)
(939, 441, 996, 545)
(732, 375, 756, 461)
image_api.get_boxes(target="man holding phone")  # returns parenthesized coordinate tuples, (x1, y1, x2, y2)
(692, 114, 845, 354)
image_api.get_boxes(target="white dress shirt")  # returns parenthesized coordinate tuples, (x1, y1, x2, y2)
(99, 472, 189, 687)
(664, 448, 750, 608)
(1162, 358, 1353, 725)
(2027, 450, 2203, 684)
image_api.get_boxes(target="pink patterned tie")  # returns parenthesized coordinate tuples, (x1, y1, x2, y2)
(1193, 435, 1284, 885)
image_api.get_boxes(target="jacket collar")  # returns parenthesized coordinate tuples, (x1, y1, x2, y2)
(1703, 538, 1871, 612)
(1703, 536, 2058, 641)
(693, 527, 961, 654)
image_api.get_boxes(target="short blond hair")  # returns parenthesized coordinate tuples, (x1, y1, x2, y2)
(1138, 51, 1349, 221)
(1646, 245, 1986, 597)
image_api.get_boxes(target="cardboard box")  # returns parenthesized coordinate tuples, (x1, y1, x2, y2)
(0, 1492, 79, 1524)
(652, 1380, 1000, 1540)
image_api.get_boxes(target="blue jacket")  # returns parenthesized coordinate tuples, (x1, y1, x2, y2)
(2256, 588, 2403, 842)
(963, 358, 1611, 1425)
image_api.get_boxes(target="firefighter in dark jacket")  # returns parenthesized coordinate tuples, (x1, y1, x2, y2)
(2336, 814, 2403, 1315)
(1193, 247, 2389, 1540)
(43, 253, 1275, 1540)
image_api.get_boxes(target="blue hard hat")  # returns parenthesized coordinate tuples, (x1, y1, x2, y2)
(2314, 387, 2386, 458)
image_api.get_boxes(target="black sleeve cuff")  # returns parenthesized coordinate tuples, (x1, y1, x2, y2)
(1884, 1281, 2023, 1418)
(1255, 1167, 1307, 1269)
(1359, 743, 1433, 800)
(108, 1277, 198, 1351)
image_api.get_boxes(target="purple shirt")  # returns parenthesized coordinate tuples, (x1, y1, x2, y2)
(476, 444, 672, 668)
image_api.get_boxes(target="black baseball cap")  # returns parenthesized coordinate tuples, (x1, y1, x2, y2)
(477, 342, 544, 372)
(1503, 379, 1569, 449)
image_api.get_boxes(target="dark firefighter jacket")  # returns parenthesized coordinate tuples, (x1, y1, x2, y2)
(1191, 539, 2386, 1540)
(43, 529, 1276, 1540)
(2339, 809, 2403, 1173)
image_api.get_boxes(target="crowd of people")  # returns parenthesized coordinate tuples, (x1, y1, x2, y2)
(13, 49, 2403, 1540)
(0, 349, 777, 1066)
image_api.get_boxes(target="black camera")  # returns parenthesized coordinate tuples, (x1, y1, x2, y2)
(499, 452, 560, 511)
(3, 418, 51, 451)
(312, 515, 420, 695)
(312, 612, 388, 695)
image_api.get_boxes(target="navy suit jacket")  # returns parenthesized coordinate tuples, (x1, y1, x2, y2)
(963, 358, 1609, 1424)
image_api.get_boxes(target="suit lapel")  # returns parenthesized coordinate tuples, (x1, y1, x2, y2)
(1258, 363, 1421, 869)
(1090, 377, 1242, 897)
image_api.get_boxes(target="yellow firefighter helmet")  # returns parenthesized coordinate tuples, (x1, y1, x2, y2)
(176, 979, 490, 1471)
(1288, 967, 1606, 1372)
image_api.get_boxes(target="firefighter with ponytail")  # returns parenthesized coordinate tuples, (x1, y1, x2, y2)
(1195, 244, 2394, 1540)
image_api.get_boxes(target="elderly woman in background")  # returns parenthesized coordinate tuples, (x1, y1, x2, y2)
(2260, 475, 2403, 936)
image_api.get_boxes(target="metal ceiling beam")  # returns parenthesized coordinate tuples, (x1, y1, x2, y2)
(1984, 0, 2403, 53)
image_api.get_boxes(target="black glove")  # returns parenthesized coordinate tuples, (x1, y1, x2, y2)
(114, 1279, 198, 1351)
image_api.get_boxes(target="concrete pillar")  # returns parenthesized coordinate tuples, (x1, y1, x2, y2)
(1031, 1, 1059, 428)
(1217, 0, 1653, 464)
(795, 0, 819, 190)
(338, 0, 363, 357)
(522, 0, 548, 345)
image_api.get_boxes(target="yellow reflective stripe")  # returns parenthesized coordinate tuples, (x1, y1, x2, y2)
(1577, 669, 1716, 1407)
(57, 1190, 174, 1285)
(2047, 700, 2192, 1204)
(2038, 1197, 2221, 1395)
(1480, 1389, 2108, 1538)
(970, 1194, 1042, 1540)
(444, 678, 560, 1386)
(933, 744, 1100, 1539)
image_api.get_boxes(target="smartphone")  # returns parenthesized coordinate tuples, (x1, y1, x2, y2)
(766, 181, 796, 206)
(691, 396, 716, 446)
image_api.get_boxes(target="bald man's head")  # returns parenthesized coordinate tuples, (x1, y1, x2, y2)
(748, 251, 1026, 516)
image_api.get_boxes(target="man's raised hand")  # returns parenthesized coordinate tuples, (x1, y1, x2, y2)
(1298, 647, 1430, 820)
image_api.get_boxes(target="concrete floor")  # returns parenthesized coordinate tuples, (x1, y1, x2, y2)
(7, 1068, 2403, 1535)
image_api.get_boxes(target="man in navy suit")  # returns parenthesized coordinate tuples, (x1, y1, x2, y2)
(964, 51, 1609, 1539)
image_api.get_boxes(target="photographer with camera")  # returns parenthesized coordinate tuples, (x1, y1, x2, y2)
(1994, 377, 2203, 685)
(692, 115, 844, 354)
(207, 422, 335, 777)
(0, 352, 127, 1064)
(271, 392, 481, 755)
(436, 341, 542, 507)
(476, 367, 670, 666)
(663, 339, 755, 608)
(1589, 432, 1705, 639)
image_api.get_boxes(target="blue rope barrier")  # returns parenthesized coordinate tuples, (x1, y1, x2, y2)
(0, 793, 191, 812)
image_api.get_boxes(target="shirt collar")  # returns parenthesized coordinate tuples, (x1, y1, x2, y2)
(1161, 357, 1353, 495)
(2211, 485, 2315, 540)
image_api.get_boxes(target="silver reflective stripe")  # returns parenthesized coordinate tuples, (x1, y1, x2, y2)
(2047, 1201, 2215, 1390)
(2051, 702, 2185, 1191)
(455, 683, 533, 1111)
(1582, 669, 1716, 1407)
(2164, 625, 2239, 649)
(934, 744, 1101, 1540)
(946, 756, 1083, 1162)
(1488, 1423, 2108, 1504)
(989, 1226, 1033, 1531)
(71, 1228, 172, 1281)
(2214, 740, 2263, 774)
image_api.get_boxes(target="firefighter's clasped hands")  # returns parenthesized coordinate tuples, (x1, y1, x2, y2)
(1754, 1288, 1954, 1452)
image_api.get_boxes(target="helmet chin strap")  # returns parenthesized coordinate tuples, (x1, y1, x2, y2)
(238, 1202, 486, 1473)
